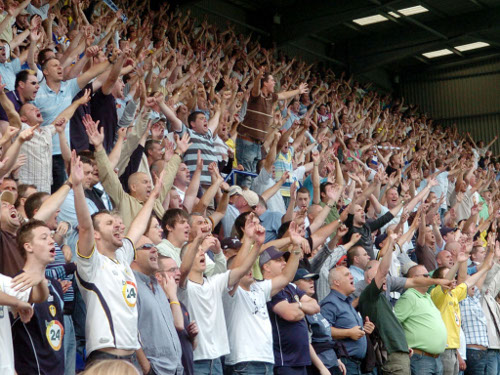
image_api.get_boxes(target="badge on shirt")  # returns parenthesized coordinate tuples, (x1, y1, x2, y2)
(122, 281, 137, 307)
(49, 304, 56, 317)
(46, 320, 64, 351)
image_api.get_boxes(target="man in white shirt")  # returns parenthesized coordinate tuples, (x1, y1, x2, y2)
(223, 223, 304, 374)
(178, 213, 265, 375)
(0, 219, 50, 375)
(72, 152, 163, 366)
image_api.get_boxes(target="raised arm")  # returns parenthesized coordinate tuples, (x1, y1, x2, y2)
(375, 234, 397, 288)
(71, 152, 94, 257)
(277, 82, 308, 101)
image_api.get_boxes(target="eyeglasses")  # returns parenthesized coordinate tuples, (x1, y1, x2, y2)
(421, 274, 430, 278)
(137, 243, 156, 250)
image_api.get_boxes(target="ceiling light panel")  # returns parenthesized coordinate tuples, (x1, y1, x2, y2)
(352, 14, 388, 26)
(455, 42, 490, 52)
(422, 49, 453, 58)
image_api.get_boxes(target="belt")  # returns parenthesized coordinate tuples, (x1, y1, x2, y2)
(412, 349, 440, 358)
(467, 344, 488, 351)
(237, 134, 263, 145)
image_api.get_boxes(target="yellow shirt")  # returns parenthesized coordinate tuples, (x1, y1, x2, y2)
(430, 283, 467, 349)
(226, 138, 237, 168)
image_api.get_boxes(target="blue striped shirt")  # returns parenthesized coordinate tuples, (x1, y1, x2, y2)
(460, 292, 489, 347)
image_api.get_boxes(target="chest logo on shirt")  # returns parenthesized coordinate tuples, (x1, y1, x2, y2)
(49, 304, 56, 317)
(122, 281, 137, 307)
(46, 320, 64, 351)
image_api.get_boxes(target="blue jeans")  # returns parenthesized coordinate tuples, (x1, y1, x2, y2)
(340, 358, 362, 375)
(225, 361, 273, 374)
(236, 137, 261, 187)
(465, 349, 488, 375)
(195, 358, 223, 375)
(410, 354, 443, 375)
(485, 349, 499, 375)
(63, 314, 76, 375)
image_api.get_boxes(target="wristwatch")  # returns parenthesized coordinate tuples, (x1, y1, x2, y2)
(64, 180, 73, 189)
(298, 301, 303, 310)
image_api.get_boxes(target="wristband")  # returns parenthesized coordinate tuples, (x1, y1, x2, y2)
(174, 150, 182, 157)
(327, 202, 334, 209)
(108, 56, 116, 64)
(64, 180, 73, 189)
(170, 301, 180, 306)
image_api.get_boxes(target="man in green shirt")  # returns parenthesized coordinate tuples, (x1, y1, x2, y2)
(394, 265, 447, 375)
(358, 234, 411, 375)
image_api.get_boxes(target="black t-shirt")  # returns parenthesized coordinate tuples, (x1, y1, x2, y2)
(12, 277, 65, 375)
(90, 88, 118, 154)
(267, 283, 311, 367)
(70, 83, 93, 152)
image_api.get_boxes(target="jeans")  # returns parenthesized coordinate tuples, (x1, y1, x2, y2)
(63, 314, 76, 375)
(225, 361, 273, 374)
(194, 358, 223, 375)
(485, 349, 499, 375)
(341, 358, 362, 375)
(410, 354, 443, 375)
(51, 154, 67, 193)
(465, 349, 488, 375)
(236, 137, 261, 187)
(440, 349, 459, 375)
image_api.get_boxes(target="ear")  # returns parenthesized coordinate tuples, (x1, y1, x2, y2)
(24, 242, 33, 255)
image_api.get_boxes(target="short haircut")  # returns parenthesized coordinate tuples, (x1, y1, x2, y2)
(24, 192, 50, 219)
(346, 247, 362, 267)
(16, 220, 49, 260)
(15, 70, 36, 89)
(38, 48, 55, 66)
(260, 73, 272, 88)
(187, 111, 204, 128)
(432, 266, 450, 279)
(145, 139, 161, 156)
(161, 208, 189, 236)
(320, 182, 333, 197)
(15, 184, 37, 208)
(91, 210, 113, 232)
(41, 57, 58, 73)
(297, 187, 310, 196)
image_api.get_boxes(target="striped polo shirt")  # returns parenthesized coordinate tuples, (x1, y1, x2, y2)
(177, 123, 219, 186)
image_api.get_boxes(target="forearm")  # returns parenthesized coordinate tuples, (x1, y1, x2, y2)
(331, 327, 353, 340)
(261, 179, 284, 202)
(29, 279, 49, 303)
(0, 92, 22, 129)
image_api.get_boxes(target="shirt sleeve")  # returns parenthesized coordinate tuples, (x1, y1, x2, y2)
(430, 285, 447, 307)
(67, 78, 81, 97)
(268, 288, 289, 310)
(214, 270, 232, 294)
(389, 276, 407, 294)
(261, 279, 273, 302)
(11, 58, 22, 73)
(0, 274, 31, 303)
(116, 238, 136, 264)
(75, 243, 100, 281)
(454, 282, 468, 302)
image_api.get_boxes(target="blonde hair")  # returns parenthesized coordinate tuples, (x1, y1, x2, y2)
(82, 360, 140, 375)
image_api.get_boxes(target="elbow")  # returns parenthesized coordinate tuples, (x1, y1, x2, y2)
(174, 321, 184, 332)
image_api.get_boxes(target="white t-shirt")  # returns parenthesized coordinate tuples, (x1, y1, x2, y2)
(178, 270, 232, 361)
(0, 274, 31, 375)
(223, 280, 274, 365)
(251, 168, 286, 215)
(75, 238, 140, 355)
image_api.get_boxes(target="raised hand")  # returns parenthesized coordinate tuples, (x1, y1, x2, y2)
(53, 117, 67, 133)
(18, 125, 39, 143)
(70, 151, 84, 186)
(82, 114, 103, 146)
(76, 89, 92, 106)
(363, 316, 375, 334)
(298, 82, 309, 94)
(175, 133, 192, 154)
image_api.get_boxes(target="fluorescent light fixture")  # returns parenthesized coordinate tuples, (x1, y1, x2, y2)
(422, 49, 453, 58)
(389, 6, 428, 18)
(352, 14, 388, 26)
(455, 42, 490, 52)
(398, 5, 428, 16)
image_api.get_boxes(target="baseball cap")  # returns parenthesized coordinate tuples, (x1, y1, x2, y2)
(0, 191, 15, 205)
(229, 185, 243, 196)
(259, 246, 286, 268)
(336, 255, 347, 266)
(293, 268, 319, 282)
(440, 227, 457, 237)
(241, 189, 259, 208)
(220, 237, 242, 250)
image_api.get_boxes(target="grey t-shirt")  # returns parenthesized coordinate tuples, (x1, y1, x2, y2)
(353, 275, 406, 300)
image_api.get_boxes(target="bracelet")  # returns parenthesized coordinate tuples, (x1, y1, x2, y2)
(293, 250, 301, 255)
(327, 202, 334, 209)
(221, 188, 229, 194)
(64, 180, 73, 189)
(170, 301, 180, 306)
(174, 150, 182, 157)
(108, 56, 116, 64)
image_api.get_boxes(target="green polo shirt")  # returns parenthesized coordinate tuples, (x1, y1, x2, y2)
(358, 280, 409, 354)
(319, 202, 339, 238)
(394, 288, 447, 354)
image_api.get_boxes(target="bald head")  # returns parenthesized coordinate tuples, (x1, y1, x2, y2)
(127, 172, 152, 202)
(436, 250, 454, 268)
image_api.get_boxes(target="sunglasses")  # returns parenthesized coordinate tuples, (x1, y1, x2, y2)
(137, 243, 156, 250)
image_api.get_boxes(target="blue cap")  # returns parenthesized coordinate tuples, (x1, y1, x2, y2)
(259, 246, 286, 268)
(293, 268, 319, 282)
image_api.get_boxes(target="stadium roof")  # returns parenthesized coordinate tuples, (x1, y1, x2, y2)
(172, 0, 500, 75)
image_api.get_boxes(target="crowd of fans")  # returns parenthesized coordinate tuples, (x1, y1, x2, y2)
(0, 0, 500, 375)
